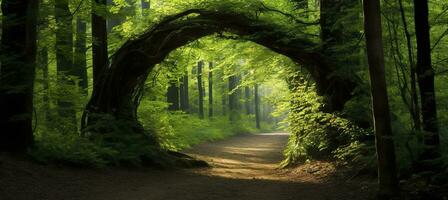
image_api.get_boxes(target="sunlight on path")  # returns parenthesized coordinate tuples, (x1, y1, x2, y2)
(184, 133, 293, 181)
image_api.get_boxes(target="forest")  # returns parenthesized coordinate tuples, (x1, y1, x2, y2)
(0, 0, 447, 199)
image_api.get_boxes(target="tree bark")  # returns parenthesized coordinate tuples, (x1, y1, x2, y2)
(208, 62, 213, 118)
(167, 80, 180, 111)
(245, 86, 251, 115)
(197, 61, 204, 119)
(92, 0, 108, 87)
(180, 72, 190, 112)
(254, 84, 261, 129)
(228, 75, 238, 121)
(74, 17, 88, 94)
(363, 0, 399, 197)
(55, 0, 77, 130)
(398, 0, 420, 131)
(38, 0, 50, 124)
(413, 0, 440, 160)
(0, 0, 38, 152)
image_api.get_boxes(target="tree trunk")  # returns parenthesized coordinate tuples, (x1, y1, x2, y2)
(74, 17, 88, 94)
(167, 80, 180, 111)
(197, 61, 204, 119)
(92, 0, 108, 86)
(0, 0, 39, 152)
(208, 62, 213, 118)
(180, 72, 189, 112)
(38, 46, 50, 123)
(245, 86, 251, 115)
(398, 0, 420, 132)
(228, 75, 238, 121)
(363, 0, 399, 197)
(38, 0, 50, 124)
(413, 0, 440, 160)
(55, 0, 77, 130)
(254, 84, 261, 129)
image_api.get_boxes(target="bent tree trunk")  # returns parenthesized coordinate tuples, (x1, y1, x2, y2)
(82, 9, 360, 139)
(363, 0, 399, 197)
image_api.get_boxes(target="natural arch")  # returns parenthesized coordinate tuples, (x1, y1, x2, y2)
(82, 9, 359, 135)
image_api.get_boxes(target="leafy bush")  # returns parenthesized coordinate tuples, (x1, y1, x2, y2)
(281, 83, 371, 167)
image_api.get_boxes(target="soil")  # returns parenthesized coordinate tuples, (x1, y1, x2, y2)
(0, 133, 377, 200)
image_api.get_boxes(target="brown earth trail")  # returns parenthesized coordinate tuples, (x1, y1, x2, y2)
(0, 133, 375, 200)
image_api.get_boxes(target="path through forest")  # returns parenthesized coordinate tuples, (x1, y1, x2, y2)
(0, 133, 376, 200)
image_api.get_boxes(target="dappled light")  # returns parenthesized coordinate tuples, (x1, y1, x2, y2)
(1, 0, 448, 199)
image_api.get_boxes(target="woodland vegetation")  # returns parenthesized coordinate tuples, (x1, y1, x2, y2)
(0, 0, 448, 199)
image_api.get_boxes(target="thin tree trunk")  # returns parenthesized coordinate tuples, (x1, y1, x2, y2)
(92, 0, 108, 86)
(74, 17, 88, 95)
(413, 0, 440, 160)
(38, 47, 50, 123)
(245, 86, 251, 115)
(180, 72, 189, 112)
(197, 61, 204, 119)
(228, 75, 238, 121)
(398, 0, 420, 131)
(254, 84, 261, 129)
(38, 0, 50, 124)
(167, 80, 180, 111)
(208, 62, 213, 118)
(363, 0, 399, 197)
(55, 0, 77, 130)
(0, 0, 39, 152)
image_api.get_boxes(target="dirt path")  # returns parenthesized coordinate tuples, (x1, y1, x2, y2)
(0, 133, 376, 200)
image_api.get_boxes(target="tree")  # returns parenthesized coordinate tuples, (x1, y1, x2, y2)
(38, 0, 51, 124)
(74, 17, 89, 94)
(254, 84, 261, 129)
(167, 80, 180, 111)
(245, 86, 251, 115)
(0, 0, 39, 151)
(413, 0, 440, 160)
(208, 62, 214, 118)
(180, 71, 190, 112)
(92, 0, 108, 86)
(363, 0, 399, 197)
(228, 75, 238, 121)
(197, 61, 205, 119)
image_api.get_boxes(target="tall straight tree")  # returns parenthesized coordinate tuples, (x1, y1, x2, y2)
(208, 62, 214, 118)
(180, 71, 190, 112)
(228, 75, 238, 121)
(38, 0, 51, 124)
(0, 0, 39, 151)
(167, 80, 180, 111)
(74, 17, 88, 94)
(92, 0, 108, 86)
(363, 0, 399, 197)
(197, 61, 205, 119)
(254, 84, 261, 129)
(413, 0, 440, 160)
(55, 0, 77, 128)
(245, 86, 251, 115)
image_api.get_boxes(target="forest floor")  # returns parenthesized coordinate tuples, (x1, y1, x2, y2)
(0, 133, 377, 200)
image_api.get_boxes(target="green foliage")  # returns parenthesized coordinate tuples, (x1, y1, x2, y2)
(281, 82, 371, 167)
